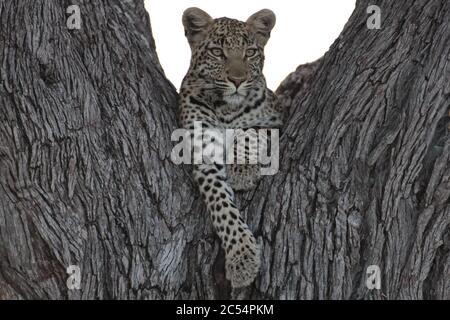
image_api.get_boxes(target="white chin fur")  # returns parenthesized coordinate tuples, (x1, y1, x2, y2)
(224, 94, 245, 106)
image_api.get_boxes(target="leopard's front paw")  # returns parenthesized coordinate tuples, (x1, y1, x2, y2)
(225, 230, 260, 288)
(227, 164, 261, 192)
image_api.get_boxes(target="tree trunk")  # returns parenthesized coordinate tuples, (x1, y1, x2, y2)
(0, 0, 448, 300)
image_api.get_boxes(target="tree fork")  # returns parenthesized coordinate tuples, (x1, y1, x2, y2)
(0, 0, 448, 299)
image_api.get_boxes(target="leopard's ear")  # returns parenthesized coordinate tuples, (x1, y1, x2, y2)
(246, 9, 276, 47)
(182, 7, 213, 49)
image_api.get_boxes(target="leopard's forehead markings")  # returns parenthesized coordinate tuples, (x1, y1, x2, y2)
(207, 18, 251, 47)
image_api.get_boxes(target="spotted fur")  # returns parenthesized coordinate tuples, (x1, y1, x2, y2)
(178, 7, 282, 288)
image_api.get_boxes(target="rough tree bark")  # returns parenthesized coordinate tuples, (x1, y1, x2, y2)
(0, 0, 449, 300)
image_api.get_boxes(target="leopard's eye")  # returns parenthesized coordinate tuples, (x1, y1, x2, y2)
(246, 48, 257, 58)
(210, 48, 223, 57)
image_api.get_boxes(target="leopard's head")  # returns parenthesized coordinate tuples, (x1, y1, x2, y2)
(182, 7, 276, 104)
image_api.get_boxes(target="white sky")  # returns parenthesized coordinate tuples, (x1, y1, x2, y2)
(144, 0, 356, 90)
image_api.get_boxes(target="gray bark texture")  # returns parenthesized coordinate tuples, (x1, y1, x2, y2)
(0, 0, 449, 300)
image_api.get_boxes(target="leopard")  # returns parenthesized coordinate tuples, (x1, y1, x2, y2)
(178, 7, 282, 288)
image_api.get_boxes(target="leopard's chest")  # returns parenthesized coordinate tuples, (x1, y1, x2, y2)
(216, 102, 266, 129)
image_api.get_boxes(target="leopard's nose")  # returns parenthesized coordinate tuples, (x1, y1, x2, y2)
(227, 76, 246, 88)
